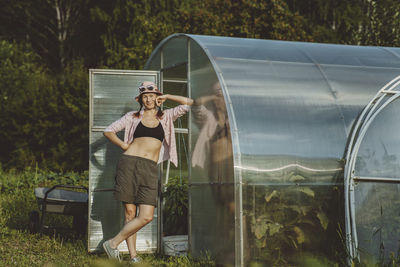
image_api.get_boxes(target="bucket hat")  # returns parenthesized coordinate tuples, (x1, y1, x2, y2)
(135, 81, 162, 102)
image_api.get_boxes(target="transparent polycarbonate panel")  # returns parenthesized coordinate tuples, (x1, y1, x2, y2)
(89, 190, 124, 250)
(91, 71, 159, 127)
(188, 40, 235, 264)
(146, 49, 161, 70)
(388, 47, 400, 59)
(218, 59, 347, 158)
(294, 42, 400, 68)
(89, 70, 160, 253)
(189, 40, 234, 184)
(214, 58, 346, 184)
(162, 81, 188, 129)
(242, 184, 344, 266)
(146, 34, 400, 266)
(354, 98, 400, 179)
(190, 35, 312, 63)
(163, 81, 187, 97)
(162, 36, 187, 69)
(190, 35, 400, 68)
(161, 133, 189, 237)
(354, 182, 400, 265)
(319, 66, 400, 132)
(90, 131, 124, 190)
(88, 131, 158, 252)
(162, 133, 189, 185)
(237, 155, 344, 185)
(163, 63, 187, 81)
(162, 36, 187, 81)
(190, 184, 235, 266)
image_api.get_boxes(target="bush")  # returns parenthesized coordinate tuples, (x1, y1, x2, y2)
(162, 176, 188, 236)
(0, 40, 88, 172)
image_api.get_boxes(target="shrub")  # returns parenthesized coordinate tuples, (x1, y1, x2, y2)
(162, 176, 188, 236)
(0, 40, 88, 172)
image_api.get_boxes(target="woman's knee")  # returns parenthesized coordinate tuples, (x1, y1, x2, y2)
(139, 213, 153, 225)
(125, 214, 135, 223)
(124, 206, 136, 221)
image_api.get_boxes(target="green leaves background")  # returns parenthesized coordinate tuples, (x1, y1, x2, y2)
(0, 0, 399, 171)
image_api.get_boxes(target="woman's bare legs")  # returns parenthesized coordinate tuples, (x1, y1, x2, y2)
(123, 203, 138, 259)
(109, 204, 155, 251)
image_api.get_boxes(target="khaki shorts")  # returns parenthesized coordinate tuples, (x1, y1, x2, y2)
(113, 154, 159, 207)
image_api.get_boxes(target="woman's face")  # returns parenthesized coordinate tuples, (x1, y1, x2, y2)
(142, 93, 157, 110)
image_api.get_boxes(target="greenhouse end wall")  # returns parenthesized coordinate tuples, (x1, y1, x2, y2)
(145, 34, 400, 266)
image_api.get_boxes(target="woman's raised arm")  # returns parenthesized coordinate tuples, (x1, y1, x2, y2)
(157, 94, 193, 106)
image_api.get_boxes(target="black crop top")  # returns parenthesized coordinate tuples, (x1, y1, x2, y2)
(133, 121, 164, 142)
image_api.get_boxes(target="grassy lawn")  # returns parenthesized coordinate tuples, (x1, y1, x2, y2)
(0, 229, 212, 266)
(0, 167, 214, 267)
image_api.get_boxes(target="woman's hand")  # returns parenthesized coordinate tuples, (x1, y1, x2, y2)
(156, 94, 168, 106)
(104, 131, 129, 150)
(120, 142, 129, 151)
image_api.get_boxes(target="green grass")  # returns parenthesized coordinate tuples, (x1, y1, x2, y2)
(0, 166, 215, 267)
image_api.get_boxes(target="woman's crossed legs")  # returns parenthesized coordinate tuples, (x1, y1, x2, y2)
(108, 203, 155, 258)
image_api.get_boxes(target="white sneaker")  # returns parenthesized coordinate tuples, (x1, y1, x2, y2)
(102, 240, 121, 262)
(130, 256, 142, 263)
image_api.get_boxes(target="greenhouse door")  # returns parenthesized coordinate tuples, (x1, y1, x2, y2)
(344, 75, 400, 264)
(88, 69, 161, 253)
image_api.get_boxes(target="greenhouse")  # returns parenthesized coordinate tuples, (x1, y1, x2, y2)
(89, 34, 400, 266)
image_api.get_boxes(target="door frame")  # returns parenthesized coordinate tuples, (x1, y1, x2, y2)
(344, 75, 400, 261)
(88, 69, 161, 253)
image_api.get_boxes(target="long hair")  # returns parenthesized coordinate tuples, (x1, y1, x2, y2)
(133, 97, 164, 118)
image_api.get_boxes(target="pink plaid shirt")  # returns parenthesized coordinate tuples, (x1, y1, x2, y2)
(104, 105, 190, 167)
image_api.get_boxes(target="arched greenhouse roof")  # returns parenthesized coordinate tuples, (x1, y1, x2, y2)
(145, 34, 400, 266)
(146, 34, 400, 181)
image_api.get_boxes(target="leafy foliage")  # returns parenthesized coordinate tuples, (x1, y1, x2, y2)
(0, 40, 88, 171)
(0, 0, 103, 71)
(90, 0, 312, 70)
(244, 178, 345, 265)
(1, 0, 400, 171)
(287, 0, 400, 46)
(163, 176, 188, 236)
(352, 0, 400, 46)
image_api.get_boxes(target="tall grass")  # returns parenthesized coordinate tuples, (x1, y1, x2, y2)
(0, 166, 214, 266)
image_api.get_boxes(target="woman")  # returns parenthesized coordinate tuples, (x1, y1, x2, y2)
(102, 81, 193, 263)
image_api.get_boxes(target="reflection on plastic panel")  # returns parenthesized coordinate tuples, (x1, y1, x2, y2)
(355, 99, 400, 179)
(191, 34, 400, 67)
(189, 40, 235, 265)
(354, 182, 400, 265)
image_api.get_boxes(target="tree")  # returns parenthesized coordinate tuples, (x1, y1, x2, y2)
(286, 0, 365, 43)
(352, 0, 400, 46)
(0, 40, 88, 171)
(0, 0, 104, 71)
(91, 0, 312, 70)
(286, 0, 400, 46)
